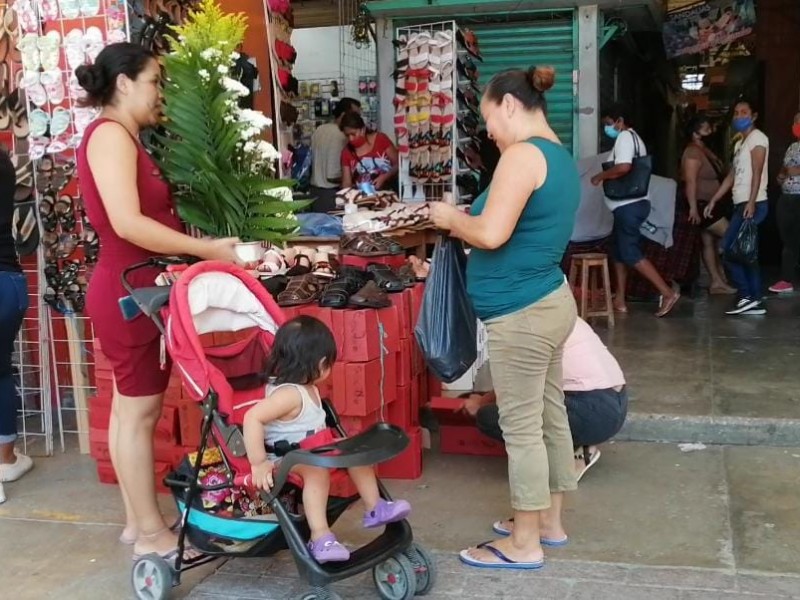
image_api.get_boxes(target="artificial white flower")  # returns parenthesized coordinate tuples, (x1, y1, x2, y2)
(256, 140, 281, 162)
(198, 69, 210, 80)
(200, 48, 222, 61)
(221, 76, 249, 97)
(231, 51, 240, 60)
(217, 64, 229, 74)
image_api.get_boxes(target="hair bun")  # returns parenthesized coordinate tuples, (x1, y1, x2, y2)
(527, 66, 555, 93)
(75, 64, 105, 94)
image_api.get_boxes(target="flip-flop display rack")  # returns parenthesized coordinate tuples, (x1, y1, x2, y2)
(393, 22, 484, 204)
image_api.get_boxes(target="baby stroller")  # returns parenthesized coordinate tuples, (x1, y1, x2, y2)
(120, 257, 436, 600)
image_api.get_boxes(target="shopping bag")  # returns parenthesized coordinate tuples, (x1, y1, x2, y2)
(414, 235, 477, 383)
(726, 218, 758, 265)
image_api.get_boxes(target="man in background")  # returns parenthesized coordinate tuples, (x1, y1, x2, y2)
(309, 97, 361, 212)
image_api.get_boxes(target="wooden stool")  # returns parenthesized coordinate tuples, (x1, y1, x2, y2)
(568, 253, 614, 327)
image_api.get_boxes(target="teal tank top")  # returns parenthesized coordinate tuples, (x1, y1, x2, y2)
(466, 138, 579, 321)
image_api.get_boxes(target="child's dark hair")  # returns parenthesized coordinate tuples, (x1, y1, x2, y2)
(265, 316, 337, 385)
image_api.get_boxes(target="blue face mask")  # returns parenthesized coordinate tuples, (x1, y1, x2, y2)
(604, 124, 620, 139)
(732, 117, 753, 132)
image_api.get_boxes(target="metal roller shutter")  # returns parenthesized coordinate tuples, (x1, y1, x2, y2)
(470, 17, 577, 152)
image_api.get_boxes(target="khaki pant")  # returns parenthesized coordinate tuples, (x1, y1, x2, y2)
(485, 283, 577, 511)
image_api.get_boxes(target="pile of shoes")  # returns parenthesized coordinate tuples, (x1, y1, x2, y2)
(257, 233, 427, 309)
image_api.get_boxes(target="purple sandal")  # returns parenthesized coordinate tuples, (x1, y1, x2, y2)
(363, 499, 412, 529)
(308, 533, 350, 563)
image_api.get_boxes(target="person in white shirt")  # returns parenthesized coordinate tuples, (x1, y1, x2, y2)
(591, 104, 680, 318)
(705, 99, 769, 315)
(309, 97, 361, 212)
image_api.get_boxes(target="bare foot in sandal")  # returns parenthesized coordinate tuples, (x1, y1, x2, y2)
(132, 527, 203, 564)
(655, 292, 680, 318)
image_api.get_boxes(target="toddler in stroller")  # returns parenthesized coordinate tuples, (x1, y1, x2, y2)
(242, 315, 412, 563)
(121, 258, 435, 600)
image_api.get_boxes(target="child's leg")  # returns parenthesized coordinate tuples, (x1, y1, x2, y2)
(348, 466, 412, 528)
(294, 465, 331, 541)
(347, 466, 381, 511)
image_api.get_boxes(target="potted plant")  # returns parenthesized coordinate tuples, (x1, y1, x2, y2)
(154, 0, 307, 264)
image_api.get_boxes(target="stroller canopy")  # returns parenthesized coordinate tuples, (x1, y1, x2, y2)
(166, 261, 285, 408)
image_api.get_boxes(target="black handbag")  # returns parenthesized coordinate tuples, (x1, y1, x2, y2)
(602, 131, 652, 201)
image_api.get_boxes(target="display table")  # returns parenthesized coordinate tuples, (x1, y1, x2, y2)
(286, 228, 437, 260)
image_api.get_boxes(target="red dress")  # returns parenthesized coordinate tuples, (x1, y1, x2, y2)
(77, 118, 184, 396)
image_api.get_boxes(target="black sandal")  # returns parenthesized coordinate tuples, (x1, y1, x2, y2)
(367, 263, 405, 293)
(319, 267, 368, 309)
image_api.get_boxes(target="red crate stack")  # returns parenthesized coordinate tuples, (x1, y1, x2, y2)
(429, 396, 506, 457)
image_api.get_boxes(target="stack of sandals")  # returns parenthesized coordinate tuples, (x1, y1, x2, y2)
(258, 233, 429, 309)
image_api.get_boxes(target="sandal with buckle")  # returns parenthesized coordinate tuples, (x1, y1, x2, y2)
(367, 263, 405, 293)
(277, 274, 324, 307)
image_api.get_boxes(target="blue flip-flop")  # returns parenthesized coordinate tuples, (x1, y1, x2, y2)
(491, 519, 569, 547)
(459, 541, 544, 570)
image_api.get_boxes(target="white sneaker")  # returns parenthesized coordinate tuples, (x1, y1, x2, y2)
(0, 482, 5, 504)
(0, 452, 34, 483)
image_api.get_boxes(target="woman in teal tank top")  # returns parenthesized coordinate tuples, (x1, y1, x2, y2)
(430, 66, 580, 570)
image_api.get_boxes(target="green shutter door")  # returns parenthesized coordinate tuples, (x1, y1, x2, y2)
(470, 18, 576, 152)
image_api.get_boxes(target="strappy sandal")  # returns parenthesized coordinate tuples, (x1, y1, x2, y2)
(131, 527, 207, 566)
(340, 232, 391, 257)
(259, 274, 289, 299)
(277, 274, 325, 307)
(285, 252, 312, 277)
(82, 225, 99, 263)
(311, 252, 337, 279)
(56, 233, 79, 259)
(349, 280, 391, 309)
(256, 247, 286, 276)
(319, 267, 368, 309)
(396, 264, 416, 289)
(39, 193, 58, 232)
(12, 201, 39, 256)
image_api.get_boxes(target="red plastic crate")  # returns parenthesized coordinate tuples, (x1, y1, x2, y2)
(429, 396, 474, 426)
(298, 305, 334, 333)
(440, 425, 506, 457)
(378, 426, 422, 480)
(330, 309, 346, 357)
(345, 357, 396, 417)
(155, 406, 179, 442)
(388, 386, 413, 431)
(178, 401, 204, 448)
(89, 427, 110, 462)
(339, 410, 381, 437)
(340, 254, 406, 270)
(341, 309, 382, 363)
(376, 305, 400, 354)
(96, 460, 118, 485)
(331, 362, 348, 415)
(88, 400, 111, 430)
(390, 290, 413, 338)
(409, 284, 425, 326)
(397, 339, 413, 387)
(428, 374, 442, 399)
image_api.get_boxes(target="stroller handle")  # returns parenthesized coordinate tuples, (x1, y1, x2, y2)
(120, 255, 198, 295)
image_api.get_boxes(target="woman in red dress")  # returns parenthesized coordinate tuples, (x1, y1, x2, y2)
(76, 43, 240, 562)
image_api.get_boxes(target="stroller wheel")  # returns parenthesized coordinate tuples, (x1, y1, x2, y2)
(131, 554, 174, 600)
(297, 588, 343, 600)
(404, 543, 437, 596)
(373, 553, 417, 600)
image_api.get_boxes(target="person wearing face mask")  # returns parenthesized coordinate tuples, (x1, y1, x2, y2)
(769, 112, 800, 294)
(705, 99, 769, 315)
(591, 104, 680, 317)
(681, 115, 735, 295)
(339, 113, 398, 193)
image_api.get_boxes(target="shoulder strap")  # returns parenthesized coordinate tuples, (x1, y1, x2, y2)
(628, 130, 641, 158)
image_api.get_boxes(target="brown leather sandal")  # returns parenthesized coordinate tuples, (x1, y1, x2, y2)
(349, 280, 391, 309)
(277, 274, 325, 307)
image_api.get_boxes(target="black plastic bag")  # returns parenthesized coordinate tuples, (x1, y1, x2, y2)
(414, 236, 477, 383)
(726, 218, 759, 265)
